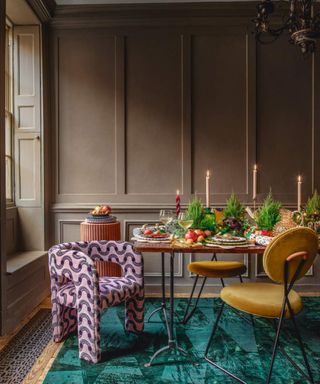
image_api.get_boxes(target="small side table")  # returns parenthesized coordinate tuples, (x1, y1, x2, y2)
(80, 221, 121, 241)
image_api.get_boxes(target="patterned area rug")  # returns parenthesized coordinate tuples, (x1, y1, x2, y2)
(0, 309, 52, 384)
(43, 298, 320, 384)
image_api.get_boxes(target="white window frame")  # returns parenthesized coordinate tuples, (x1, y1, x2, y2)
(5, 21, 14, 204)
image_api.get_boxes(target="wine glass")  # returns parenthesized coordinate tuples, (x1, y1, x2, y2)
(159, 210, 174, 230)
(177, 212, 193, 230)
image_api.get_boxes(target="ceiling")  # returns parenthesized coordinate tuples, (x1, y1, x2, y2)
(55, 0, 248, 4)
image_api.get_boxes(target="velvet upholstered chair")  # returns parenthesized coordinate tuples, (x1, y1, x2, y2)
(183, 255, 247, 324)
(204, 227, 318, 384)
(48, 240, 144, 363)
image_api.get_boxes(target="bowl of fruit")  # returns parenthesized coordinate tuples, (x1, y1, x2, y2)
(91, 205, 112, 216)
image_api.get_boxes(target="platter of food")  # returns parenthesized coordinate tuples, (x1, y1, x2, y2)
(133, 225, 171, 241)
(205, 233, 248, 246)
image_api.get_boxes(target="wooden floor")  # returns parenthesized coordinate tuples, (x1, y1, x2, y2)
(0, 291, 320, 384)
(0, 297, 51, 352)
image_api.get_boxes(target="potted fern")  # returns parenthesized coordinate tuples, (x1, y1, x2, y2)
(302, 190, 320, 234)
(185, 197, 205, 228)
(220, 193, 246, 235)
(254, 192, 281, 236)
(183, 197, 216, 235)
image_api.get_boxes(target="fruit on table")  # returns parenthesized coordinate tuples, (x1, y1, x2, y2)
(186, 238, 194, 244)
(91, 205, 111, 215)
(194, 229, 205, 237)
(185, 229, 208, 242)
(204, 230, 212, 237)
(144, 229, 153, 236)
(185, 230, 198, 242)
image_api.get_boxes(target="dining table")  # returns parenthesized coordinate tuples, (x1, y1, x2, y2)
(133, 241, 266, 367)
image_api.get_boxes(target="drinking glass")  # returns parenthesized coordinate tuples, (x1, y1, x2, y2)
(177, 212, 193, 230)
(159, 210, 174, 229)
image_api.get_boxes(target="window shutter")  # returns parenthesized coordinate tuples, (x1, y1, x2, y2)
(13, 25, 41, 207)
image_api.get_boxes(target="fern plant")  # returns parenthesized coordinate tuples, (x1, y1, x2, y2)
(305, 190, 320, 215)
(185, 198, 205, 228)
(223, 193, 245, 222)
(255, 192, 281, 231)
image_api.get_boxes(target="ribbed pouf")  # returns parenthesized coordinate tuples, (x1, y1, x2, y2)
(80, 221, 121, 241)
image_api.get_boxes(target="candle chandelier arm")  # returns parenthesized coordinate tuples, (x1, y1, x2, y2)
(253, 0, 320, 53)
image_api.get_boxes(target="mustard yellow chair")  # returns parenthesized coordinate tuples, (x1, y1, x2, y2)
(183, 253, 247, 324)
(204, 227, 318, 384)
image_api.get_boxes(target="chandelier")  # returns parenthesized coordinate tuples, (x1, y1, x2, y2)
(253, 0, 320, 54)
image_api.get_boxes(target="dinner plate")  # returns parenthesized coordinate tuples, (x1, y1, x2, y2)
(85, 215, 116, 223)
(133, 226, 171, 241)
(211, 235, 247, 243)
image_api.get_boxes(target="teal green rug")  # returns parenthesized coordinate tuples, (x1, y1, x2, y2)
(44, 298, 320, 384)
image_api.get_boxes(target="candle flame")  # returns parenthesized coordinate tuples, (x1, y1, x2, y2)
(206, 170, 210, 177)
(253, 164, 258, 171)
(176, 189, 180, 195)
(298, 175, 302, 182)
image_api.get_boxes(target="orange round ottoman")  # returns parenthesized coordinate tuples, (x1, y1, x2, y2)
(80, 221, 121, 241)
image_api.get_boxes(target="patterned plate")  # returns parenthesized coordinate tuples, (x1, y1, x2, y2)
(211, 235, 247, 244)
(85, 215, 117, 223)
(133, 226, 171, 241)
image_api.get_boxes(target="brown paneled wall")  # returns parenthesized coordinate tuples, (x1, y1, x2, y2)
(49, 4, 320, 293)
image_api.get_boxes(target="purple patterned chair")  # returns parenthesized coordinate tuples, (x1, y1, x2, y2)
(48, 240, 144, 363)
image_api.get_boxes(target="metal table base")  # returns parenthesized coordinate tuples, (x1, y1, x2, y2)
(145, 251, 193, 367)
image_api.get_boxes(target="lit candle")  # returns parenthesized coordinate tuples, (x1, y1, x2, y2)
(176, 189, 181, 216)
(253, 164, 258, 201)
(297, 175, 302, 211)
(206, 170, 211, 208)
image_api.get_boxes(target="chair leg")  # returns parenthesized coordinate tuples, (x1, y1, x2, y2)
(125, 286, 145, 333)
(266, 305, 286, 384)
(183, 275, 207, 324)
(52, 302, 77, 342)
(204, 303, 246, 384)
(287, 302, 314, 384)
(205, 301, 225, 356)
(78, 305, 101, 363)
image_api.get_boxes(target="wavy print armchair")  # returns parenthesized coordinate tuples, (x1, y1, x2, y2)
(48, 241, 144, 363)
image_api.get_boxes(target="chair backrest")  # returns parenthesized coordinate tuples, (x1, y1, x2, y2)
(263, 227, 318, 284)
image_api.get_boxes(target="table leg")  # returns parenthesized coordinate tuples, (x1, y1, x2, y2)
(145, 251, 194, 367)
(147, 252, 167, 322)
(147, 252, 180, 326)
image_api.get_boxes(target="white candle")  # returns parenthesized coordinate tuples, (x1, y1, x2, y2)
(253, 164, 258, 201)
(206, 170, 211, 208)
(297, 175, 302, 211)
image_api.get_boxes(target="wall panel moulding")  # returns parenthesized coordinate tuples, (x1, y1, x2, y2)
(49, 2, 258, 28)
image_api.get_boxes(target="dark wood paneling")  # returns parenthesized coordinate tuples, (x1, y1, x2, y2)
(6, 255, 49, 333)
(314, 53, 320, 192)
(57, 31, 116, 196)
(257, 37, 313, 204)
(47, 5, 320, 294)
(125, 33, 182, 194)
(0, 0, 6, 335)
(191, 32, 248, 201)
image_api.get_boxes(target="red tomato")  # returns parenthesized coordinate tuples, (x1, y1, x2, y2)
(144, 229, 153, 236)
(194, 229, 204, 237)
